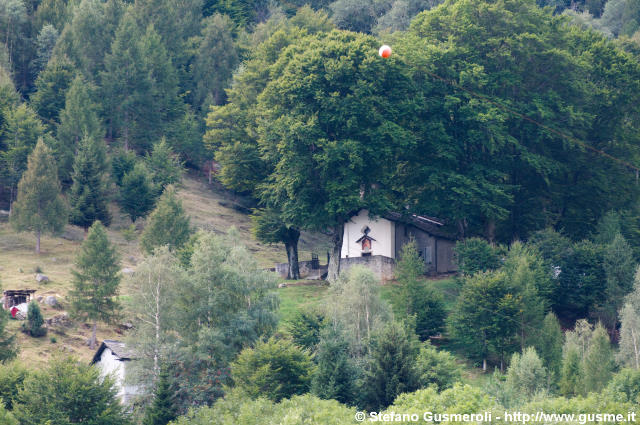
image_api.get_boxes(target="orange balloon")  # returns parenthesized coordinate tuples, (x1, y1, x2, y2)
(379, 45, 391, 58)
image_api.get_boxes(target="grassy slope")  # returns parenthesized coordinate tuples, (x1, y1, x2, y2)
(0, 174, 329, 366)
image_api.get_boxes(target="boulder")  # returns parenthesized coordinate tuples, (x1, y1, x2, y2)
(44, 296, 58, 307)
(36, 273, 49, 283)
(36, 296, 43, 303)
(46, 312, 70, 327)
(278, 283, 287, 288)
(121, 267, 135, 276)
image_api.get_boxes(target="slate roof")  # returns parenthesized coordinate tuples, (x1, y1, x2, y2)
(91, 340, 136, 364)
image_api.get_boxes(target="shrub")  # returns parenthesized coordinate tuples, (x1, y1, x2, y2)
(453, 238, 501, 276)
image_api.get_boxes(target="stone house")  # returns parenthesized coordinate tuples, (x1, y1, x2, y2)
(91, 340, 140, 405)
(340, 209, 458, 280)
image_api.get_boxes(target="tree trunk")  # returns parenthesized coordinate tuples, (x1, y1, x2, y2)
(327, 222, 344, 283)
(90, 321, 97, 350)
(285, 228, 301, 280)
(485, 219, 496, 244)
(482, 358, 487, 372)
(36, 230, 41, 254)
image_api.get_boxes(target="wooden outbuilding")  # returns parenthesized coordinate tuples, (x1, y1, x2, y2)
(2, 289, 36, 310)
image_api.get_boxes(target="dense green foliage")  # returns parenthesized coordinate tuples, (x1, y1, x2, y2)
(0, 280, 16, 363)
(12, 356, 129, 425)
(140, 186, 192, 254)
(69, 221, 121, 349)
(24, 301, 45, 338)
(231, 337, 314, 402)
(10, 139, 67, 254)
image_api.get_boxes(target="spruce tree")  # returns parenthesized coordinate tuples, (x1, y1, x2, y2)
(55, 76, 104, 184)
(69, 134, 111, 231)
(145, 138, 183, 191)
(360, 321, 420, 411)
(311, 326, 357, 406)
(140, 186, 191, 254)
(119, 162, 156, 222)
(69, 221, 121, 349)
(25, 301, 46, 337)
(10, 139, 68, 254)
(143, 366, 177, 425)
(0, 279, 17, 362)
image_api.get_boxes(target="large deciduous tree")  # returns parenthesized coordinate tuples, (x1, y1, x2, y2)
(10, 138, 67, 254)
(70, 220, 121, 349)
(399, 0, 640, 242)
(257, 30, 418, 281)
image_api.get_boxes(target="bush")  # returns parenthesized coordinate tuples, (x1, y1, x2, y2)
(231, 337, 314, 402)
(505, 347, 548, 400)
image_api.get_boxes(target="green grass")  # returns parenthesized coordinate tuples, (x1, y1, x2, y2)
(277, 284, 329, 329)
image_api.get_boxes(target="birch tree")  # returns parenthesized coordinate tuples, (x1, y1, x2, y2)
(618, 267, 640, 369)
(126, 246, 184, 388)
(326, 265, 391, 357)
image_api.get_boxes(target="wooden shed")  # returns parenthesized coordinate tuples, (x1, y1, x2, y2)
(2, 289, 36, 310)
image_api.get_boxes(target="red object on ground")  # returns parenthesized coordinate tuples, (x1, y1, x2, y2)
(10, 307, 18, 318)
(379, 45, 391, 58)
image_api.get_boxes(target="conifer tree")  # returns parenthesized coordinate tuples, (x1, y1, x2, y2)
(10, 139, 67, 254)
(29, 59, 74, 129)
(559, 343, 583, 397)
(140, 186, 191, 254)
(311, 325, 357, 405)
(24, 301, 46, 337)
(143, 366, 177, 425)
(70, 221, 121, 349)
(0, 279, 17, 362)
(55, 75, 104, 184)
(583, 323, 615, 392)
(119, 162, 156, 223)
(360, 321, 420, 411)
(396, 240, 445, 340)
(533, 312, 564, 381)
(618, 267, 640, 369)
(145, 138, 183, 191)
(69, 134, 111, 231)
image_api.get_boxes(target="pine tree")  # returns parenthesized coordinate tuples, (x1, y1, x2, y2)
(69, 134, 111, 231)
(582, 323, 615, 393)
(25, 301, 46, 337)
(10, 139, 68, 254)
(119, 162, 156, 222)
(69, 221, 121, 349)
(55, 75, 104, 184)
(140, 186, 191, 254)
(143, 366, 176, 425)
(30, 59, 74, 130)
(0, 279, 17, 362)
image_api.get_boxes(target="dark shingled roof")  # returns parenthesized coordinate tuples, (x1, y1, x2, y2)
(91, 340, 135, 364)
(383, 212, 456, 240)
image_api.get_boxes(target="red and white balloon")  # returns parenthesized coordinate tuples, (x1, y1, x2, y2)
(379, 45, 392, 58)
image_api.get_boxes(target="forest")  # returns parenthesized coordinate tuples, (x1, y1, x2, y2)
(0, 0, 640, 423)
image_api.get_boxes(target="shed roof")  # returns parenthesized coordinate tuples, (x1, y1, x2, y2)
(383, 212, 456, 240)
(91, 340, 135, 364)
(3, 289, 37, 296)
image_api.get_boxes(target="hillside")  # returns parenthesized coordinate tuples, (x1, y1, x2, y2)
(0, 174, 329, 366)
